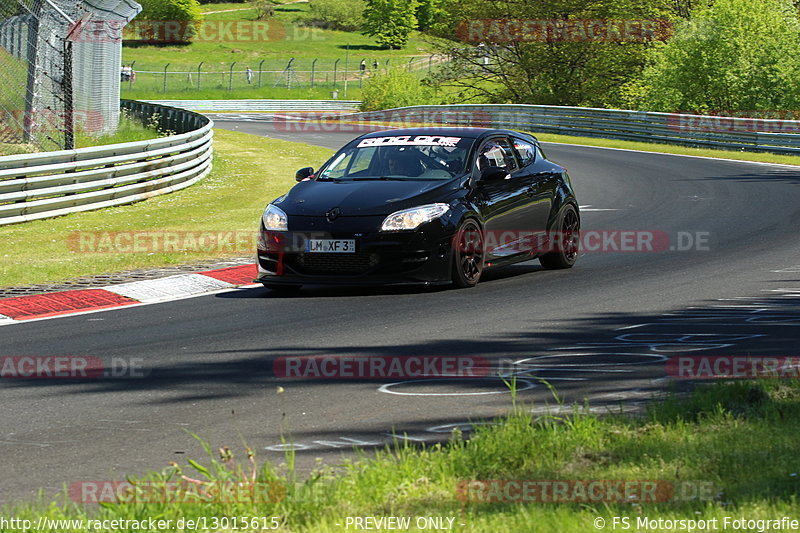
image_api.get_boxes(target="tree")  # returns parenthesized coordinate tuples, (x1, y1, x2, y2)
(363, 0, 418, 49)
(427, 0, 680, 107)
(416, 0, 443, 31)
(631, 0, 800, 112)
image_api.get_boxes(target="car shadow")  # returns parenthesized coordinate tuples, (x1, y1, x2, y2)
(217, 260, 546, 299)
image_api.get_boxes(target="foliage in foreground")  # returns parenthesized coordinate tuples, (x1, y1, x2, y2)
(3, 379, 800, 532)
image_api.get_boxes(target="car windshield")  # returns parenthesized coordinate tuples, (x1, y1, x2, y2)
(316, 135, 475, 181)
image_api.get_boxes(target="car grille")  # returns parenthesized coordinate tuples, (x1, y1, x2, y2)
(288, 252, 380, 275)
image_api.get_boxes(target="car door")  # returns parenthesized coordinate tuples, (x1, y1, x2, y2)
(512, 137, 555, 246)
(471, 136, 530, 262)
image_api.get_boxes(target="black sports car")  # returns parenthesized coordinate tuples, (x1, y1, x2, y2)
(256, 127, 579, 291)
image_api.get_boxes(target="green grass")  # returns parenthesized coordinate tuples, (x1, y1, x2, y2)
(1, 112, 163, 155)
(2, 380, 799, 531)
(121, 2, 438, 99)
(74, 112, 165, 148)
(0, 129, 333, 288)
(0, 143, 36, 156)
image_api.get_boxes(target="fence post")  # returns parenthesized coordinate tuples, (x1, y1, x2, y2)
(197, 61, 203, 90)
(429, 55, 432, 72)
(163, 63, 170, 93)
(130, 60, 136, 90)
(229, 61, 236, 91)
(408, 57, 413, 72)
(333, 58, 340, 88)
(258, 59, 265, 88)
(23, 1, 43, 144)
(311, 58, 317, 88)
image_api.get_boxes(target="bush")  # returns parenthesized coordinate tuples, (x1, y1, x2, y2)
(136, 0, 203, 44)
(360, 69, 440, 111)
(306, 0, 365, 31)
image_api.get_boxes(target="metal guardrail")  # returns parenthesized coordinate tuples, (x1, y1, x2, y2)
(339, 105, 800, 155)
(143, 99, 362, 113)
(0, 101, 213, 226)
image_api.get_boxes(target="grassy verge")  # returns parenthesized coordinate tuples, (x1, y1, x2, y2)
(0, 129, 333, 288)
(3, 380, 799, 532)
(74, 112, 165, 148)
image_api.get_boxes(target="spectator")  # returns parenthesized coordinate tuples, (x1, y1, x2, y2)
(246, 67, 253, 84)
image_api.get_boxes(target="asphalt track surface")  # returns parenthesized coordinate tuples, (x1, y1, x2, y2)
(3, 115, 800, 505)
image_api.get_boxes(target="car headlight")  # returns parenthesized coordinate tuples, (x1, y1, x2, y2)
(380, 203, 450, 232)
(262, 204, 288, 231)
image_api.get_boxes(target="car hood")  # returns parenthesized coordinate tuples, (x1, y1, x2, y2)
(275, 178, 463, 217)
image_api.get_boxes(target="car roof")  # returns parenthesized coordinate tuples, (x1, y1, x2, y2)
(357, 127, 535, 141)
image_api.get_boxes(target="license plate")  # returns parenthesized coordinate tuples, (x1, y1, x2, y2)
(305, 239, 356, 253)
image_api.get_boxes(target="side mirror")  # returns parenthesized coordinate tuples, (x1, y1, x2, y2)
(480, 165, 508, 182)
(295, 167, 314, 181)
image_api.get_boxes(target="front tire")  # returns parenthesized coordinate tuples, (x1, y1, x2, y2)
(451, 219, 485, 288)
(540, 204, 580, 270)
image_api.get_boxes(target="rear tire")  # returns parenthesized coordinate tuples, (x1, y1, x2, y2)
(540, 204, 580, 270)
(451, 219, 485, 288)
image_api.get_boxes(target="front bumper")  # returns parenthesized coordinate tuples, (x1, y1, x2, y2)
(255, 216, 456, 286)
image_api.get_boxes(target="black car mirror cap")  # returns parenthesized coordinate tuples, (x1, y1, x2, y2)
(296, 167, 315, 181)
(481, 165, 509, 182)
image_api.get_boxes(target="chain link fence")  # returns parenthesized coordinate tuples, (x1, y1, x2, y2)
(121, 55, 445, 96)
(0, 0, 80, 152)
(0, 0, 140, 154)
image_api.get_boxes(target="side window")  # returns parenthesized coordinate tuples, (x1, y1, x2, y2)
(476, 138, 517, 172)
(513, 139, 536, 167)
